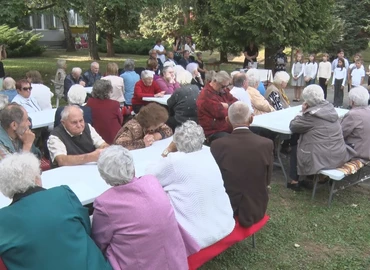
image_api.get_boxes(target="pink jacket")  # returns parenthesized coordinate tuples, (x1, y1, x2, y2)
(156, 77, 180, 94)
(92, 175, 199, 270)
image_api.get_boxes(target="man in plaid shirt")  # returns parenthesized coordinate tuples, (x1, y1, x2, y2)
(196, 71, 237, 144)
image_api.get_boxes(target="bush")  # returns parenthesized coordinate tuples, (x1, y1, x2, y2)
(0, 25, 45, 58)
(98, 38, 158, 55)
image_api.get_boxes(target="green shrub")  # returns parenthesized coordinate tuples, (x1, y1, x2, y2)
(0, 25, 45, 58)
(99, 38, 161, 55)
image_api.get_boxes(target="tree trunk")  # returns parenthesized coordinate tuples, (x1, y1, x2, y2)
(264, 46, 279, 71)
(60, 10, 75, 52)
(220, 50, 228, 63)
(87, 0, 100, 60)
(106, 33, 115, 57)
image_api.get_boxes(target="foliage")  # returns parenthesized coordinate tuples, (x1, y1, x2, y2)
(98, 38, 157, 55)
(0, 2, 29, 28)
(0, 25, 45, 57)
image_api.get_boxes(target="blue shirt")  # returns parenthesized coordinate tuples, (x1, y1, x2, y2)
(257, 82, 266, 96)
(1, 89, 17, 102)
(120, 71, 140, 105)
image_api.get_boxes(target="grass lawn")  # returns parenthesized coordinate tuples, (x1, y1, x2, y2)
(3, 50, 370, 269)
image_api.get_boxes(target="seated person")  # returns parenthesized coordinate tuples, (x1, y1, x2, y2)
(179, 50, 192, 69)
(0, 94, 7, 110)
(26, 70, 54, 110)
(83, 62, 102, 87)
(147, 121, 235, 249)
(165, 50, 177, 65)
(131, 70, 165, 114)
(0, 103, 40, 160)
(120, 59, 140, 106)
(265, 71, 290, 110)
(48, 105, 108, 167)
(204, 70, 216, 85)
(1, 77, 17, 102)
(195, 52, 207, 81)
(92, 146, 199, 270)
(12, 79, 42, 113)
(86, 80, 123, 144)
(64, 67, 85, 100)
(196, 71, 237, 144)
(0, 153, 112, 270)
(186, 62, 204, 90)
(288, 85, 356, 191)
(146, 58, 161, 80)
(101, 62, 125, 103)
(230, 72, 254, 114)
(54, 84, 93, 127)
(341, 86, 370, 161)
(156, 66, 180, 94)
(114, 103, 172, 150)
(246, 69, 275, 115)
(211, 102, 273, 227)
(167, 70, 199, 131)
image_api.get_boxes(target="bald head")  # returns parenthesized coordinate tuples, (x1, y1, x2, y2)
(233, 73, 248, 89)
(228, 101, 252, 127)
(60, 105, 85, 136)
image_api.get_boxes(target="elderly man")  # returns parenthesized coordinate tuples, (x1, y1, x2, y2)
(211, 102, 273, 227)
(197, 70, 237, 144)
(165, 51, 177, 65)
(179, 50, 192, 69)
(341, 86, 370, 161)
(230, 72, 254, 114)
(0, 103, 40, 160)
(156, 66, 180, 94)
(83, 62, 102, 87)
(64, 67, 85, 100)
(12, 79, 42, 113)
(47, 105, 108, 167)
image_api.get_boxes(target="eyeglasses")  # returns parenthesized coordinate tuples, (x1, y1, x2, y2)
(219, 83, 231, 89)
(22, 87, 32, 91)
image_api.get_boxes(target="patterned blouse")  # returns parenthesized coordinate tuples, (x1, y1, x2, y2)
(114, 119, 173, 150)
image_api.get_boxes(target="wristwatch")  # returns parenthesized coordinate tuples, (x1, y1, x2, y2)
(162, 149, 169, 157)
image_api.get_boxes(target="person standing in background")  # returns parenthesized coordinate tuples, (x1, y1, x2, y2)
(0, 45, 7, 90)
(243, 42, 259, 69)
(317, 53, 332, 99)
(273, 46, 287, 75)
(154, 39, 166, 72)
(303, 54, 318, 86)
(291, 53, 305, 102)
(184, 36, 196, 62)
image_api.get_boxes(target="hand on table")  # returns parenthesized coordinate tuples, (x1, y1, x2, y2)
(154, 91, 165, 97)
(162, 141, 177, 157)
(144, 134, 155, 147)
(79, 81, 86, 87)
(91, 148, 104, 161)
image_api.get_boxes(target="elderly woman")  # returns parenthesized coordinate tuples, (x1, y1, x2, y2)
(147, 58, 161, 79)
(26, 70, 54, 110)
(246, 69, 274, 115)
(1, 77, 17, 102)
(101, 62, 125, 103)
(131, 70, 165, 113)
(187, 62, 204, 89)
(166, 68, 199, 131)
(156, 66, 180, 94)
(114, 103, 172, 150)
(120, 59, 140, 105)
(265, 71, 290, 110)
(341, 86, 370, 161)
(147, 121, 235, 249)
(0, 94, 8, 110)
(54, 84, 92, 127)
(0, 153, 112, 270)
(86, 80, 123, 144)
(288, 85, 356, 191)
(92, 146, 198, 270)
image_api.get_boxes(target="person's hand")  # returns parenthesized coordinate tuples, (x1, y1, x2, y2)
(144, 134, 155, 147)
(79, 81, 86, 87)
(155, 91, 165, 97)
(341, 85, 344, 90)
(294, 76, 298, 80)
(325, 79, 329, 85)
(91, 148, 104, 161)
(18, 129, 35, 146)
(162, 141, 177, 157)
(152, 132, 162, 141)
(221, 102, 229, 109)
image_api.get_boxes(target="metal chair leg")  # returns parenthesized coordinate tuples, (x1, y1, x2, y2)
(311, 174, 319, 200)
(251, 234, 256, 248)
(328, 181, 336, 207)
(276, 136, 288, 186)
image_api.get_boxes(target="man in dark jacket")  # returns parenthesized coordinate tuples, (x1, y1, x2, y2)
(64, 67, 85, 100)
(211, 101, 273, 227)
(83, 62, 101, 87)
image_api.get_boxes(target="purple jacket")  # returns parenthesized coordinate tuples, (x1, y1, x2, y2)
(92, 175, 199, 270)
(156, 77, 181, 94)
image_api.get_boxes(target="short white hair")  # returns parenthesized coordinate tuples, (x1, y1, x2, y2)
(91, 62, 99, 68)
(0, 94, 8, 110)
(246, 69, 261, 87)
(2, 77, 16, 90)
(72, 67, 82, 75)
(349, 86, 369, 107)
(97, 145, 135, 186)
(273, 71, 290, 85)
(173, 121, 205, 153)
(141, 70, 154, 79)
(230, 71, 240, 79)
(186, 63, 199, 75)
(0, 153, 40, 198)
(302, 85, 325, 106)
(61, 105, 83, 121)
(228, 101, 252, 126)
(174, 65, 192, 85)
(163, 61, 175, 68)
(68, 84, 87, 105)
(57, 59, 66, 69)
(213, 71, 231, 84)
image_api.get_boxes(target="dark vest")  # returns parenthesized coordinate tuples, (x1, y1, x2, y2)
(51, 124, 96, 158)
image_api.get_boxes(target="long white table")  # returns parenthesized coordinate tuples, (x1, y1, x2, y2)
(85, 87, 93, 94)
(143, 94, 171, 105)
(240, 69, 273, 82)
(29, 109, 57, 129)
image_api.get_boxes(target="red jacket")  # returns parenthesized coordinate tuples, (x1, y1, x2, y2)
(86, 98, 123, 144)
(196, 83, 237, 137)
(131, 80, 162, 105)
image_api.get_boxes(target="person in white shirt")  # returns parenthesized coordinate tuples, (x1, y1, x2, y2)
(101, 62, 125, 103)
(12, 79, 42, 113)
(347, 53, 365, 92)
(230, 72, 254, 114)
(317, 53, 332, 99)
(350, 60, 365, 87)
(26, 70, 54, 110)
(332, 58, 347, 107)
(303, 54, 318, 86)
(331, 49, 349, 72)
(184, 36, 196, 61)
(153, 39, 166, 68)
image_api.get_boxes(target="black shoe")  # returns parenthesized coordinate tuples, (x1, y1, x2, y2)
(287, 182, 302, 191)
(300, 180, 313, 190)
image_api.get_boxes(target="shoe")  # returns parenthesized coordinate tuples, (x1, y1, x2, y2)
(300, 180, 313, 190)
(293, 99, 298, 102)
(287, 182, 302, 191)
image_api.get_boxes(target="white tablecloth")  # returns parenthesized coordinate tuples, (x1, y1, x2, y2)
(29, 109, 57, 129)
(85, 87, 93, 94)
(240, 69, 273, 82)
(142, 95, 171, 105)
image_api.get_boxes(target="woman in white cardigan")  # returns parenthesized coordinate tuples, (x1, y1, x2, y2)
(146, 121, 235, 249)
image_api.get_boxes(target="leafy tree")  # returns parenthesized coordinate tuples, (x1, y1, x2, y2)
(0, 2, 29, 28)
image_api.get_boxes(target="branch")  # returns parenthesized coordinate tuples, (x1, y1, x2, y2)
(28, 3, 56, 11)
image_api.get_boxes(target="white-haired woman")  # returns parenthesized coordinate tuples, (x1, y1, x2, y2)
(341, 86, 370, 161)
(54, 84, 93, 127)
(0, 153, 112, 270)
(265, 71, 290, 110)
(92, 145, 199, 270)
(156, 66, 181, 94)
(64, 67, 85, 100)
(1, 77, 17, 102)
(288, 85, 356, 191)
(147, 121, 235, 249)
(186, 62, 204, 89)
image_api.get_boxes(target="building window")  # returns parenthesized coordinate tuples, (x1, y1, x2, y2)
(44, 14, 54, 29)
(55, 17, 63, 29)
(32, 14, 42, 29)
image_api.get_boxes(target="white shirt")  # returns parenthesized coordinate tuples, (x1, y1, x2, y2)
(153, 44, 166, 64)
(146, 150, 235, 249)
(47, 124, 105, 162)
(12, 94, 41, 113)
(332, 67, 347, 86)
(303, 62, 318, 79)
(30, 83, 54, 110)
(317, 61, 332, 79)
(102, 75, 125, 103)
(351, 68, 365, 86)
(348, 63, 365, 71)
(184, 43, 196, 56)
(332, 58, 349, 72)
(230, 86, 254, 113)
